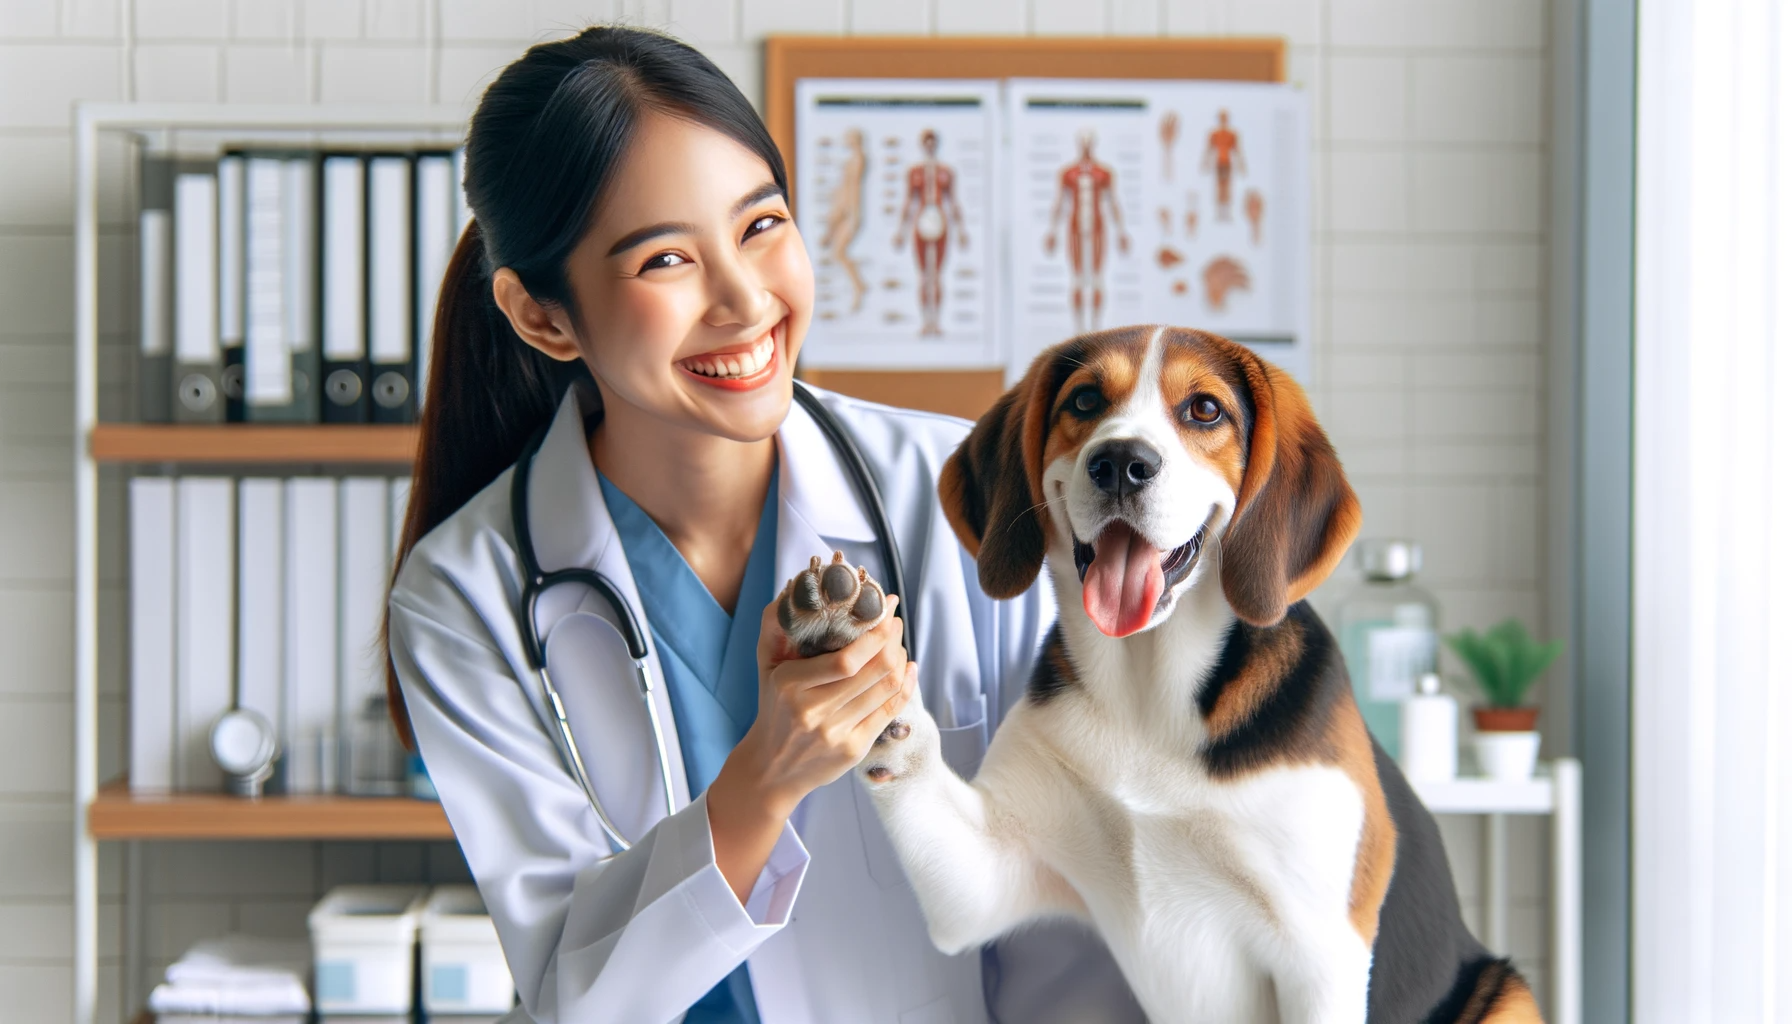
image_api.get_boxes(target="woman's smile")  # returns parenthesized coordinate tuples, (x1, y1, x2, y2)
(676, 321, 782, 390)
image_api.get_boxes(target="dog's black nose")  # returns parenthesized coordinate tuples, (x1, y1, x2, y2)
(1087, 440, 1162, 499)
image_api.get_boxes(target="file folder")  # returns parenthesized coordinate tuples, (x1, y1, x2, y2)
(367, 155, 415, 424)
(217, 154, 247, 421)
(238, 479, 285, 737)
(338, 477, 391, 793)
(285, 478, 339, 793)
(138, 153, 174, 423)
(176, 477, 234, 791)
(129, 477, 176, 792)
(414, 152, 456, 411)
(321, 155, 369, 424)
(172, 167, 223, 423)
(247, 154, 322, 422)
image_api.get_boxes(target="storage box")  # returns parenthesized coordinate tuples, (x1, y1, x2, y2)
(308, 885, 427, 1016)
(421, 885, 516, 1017)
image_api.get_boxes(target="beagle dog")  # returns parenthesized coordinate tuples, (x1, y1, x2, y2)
(850, 327, 1540, 1023)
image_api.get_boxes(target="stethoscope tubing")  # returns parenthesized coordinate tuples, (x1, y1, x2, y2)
(510, 383, 906, 854)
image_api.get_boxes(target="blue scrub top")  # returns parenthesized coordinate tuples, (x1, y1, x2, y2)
(596, 465, 780, 1024)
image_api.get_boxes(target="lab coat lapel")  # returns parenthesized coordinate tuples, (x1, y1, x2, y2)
(774, 390, 877, 587)
(525, 387, 692, 822)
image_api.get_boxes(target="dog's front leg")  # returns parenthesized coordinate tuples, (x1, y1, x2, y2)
(1268, 929, 1372, 1024)
(859, 700, 1079, 954)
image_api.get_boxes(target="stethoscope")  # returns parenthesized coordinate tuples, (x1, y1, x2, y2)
(511, 382, 911, 853)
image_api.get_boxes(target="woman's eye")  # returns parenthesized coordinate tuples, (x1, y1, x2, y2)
(1069, 385, 1105, 417)
(1183, 395, 1223, 425)
(640, 251, 688, 272)
(744, 214, 783, 240)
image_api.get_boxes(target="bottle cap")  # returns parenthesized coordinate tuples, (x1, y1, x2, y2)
(1417, 672, 1441, 696)
(1358, 539, 1423, 581)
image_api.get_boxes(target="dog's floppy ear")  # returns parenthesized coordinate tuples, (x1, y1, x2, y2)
(1221, 353, 1361, 626)
(939, 353, 1063, 599)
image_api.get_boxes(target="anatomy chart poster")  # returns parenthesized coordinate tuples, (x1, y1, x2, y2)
(1005, 82, 1153, 380)
(794, 79, 1003, 369)
(1006, 79, 1309, 383)
(1142, 81, 1311, 383)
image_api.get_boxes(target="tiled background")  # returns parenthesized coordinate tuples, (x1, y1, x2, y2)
(0, 0, 1560, 1019)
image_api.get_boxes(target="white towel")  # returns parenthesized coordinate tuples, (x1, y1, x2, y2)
(149, 934, 311, 1016)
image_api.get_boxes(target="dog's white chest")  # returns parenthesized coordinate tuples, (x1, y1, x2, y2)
(1035, 724, 1369, 1023)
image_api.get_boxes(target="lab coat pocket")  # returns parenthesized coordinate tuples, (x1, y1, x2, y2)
(853, 701, 990, 890)
(937, 702, 989, 781)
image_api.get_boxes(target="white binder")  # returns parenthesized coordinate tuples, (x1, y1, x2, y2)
(129, 478, 176, 792)
(175, 477, 234, 791)
(173, 171, 221, 422)
(413, 153, 456, 406)
(245, 156, 288, 404)
(321, 154, 368, 421)
(338, 477, 391, 790)
(284, 478, 339, 793)
(367, 156, 414, 420)
(237, 479, 284, 738)
(389, 477, 412, 558)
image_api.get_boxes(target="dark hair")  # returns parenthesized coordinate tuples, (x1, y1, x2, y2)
(385, 26, 788, 746)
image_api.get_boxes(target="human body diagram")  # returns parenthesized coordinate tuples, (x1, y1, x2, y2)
(1200, 109, 1246, 221)
(818, 128, 868, 312)
(892, 129, 967, 336)
(1045, 132, 1131, 334)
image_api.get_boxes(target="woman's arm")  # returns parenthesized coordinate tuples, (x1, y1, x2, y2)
(709, 597, 917, 903)
(390, 597, 800, 1024)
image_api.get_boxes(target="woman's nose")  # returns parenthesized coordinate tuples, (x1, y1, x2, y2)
(705, 249, 772, 327)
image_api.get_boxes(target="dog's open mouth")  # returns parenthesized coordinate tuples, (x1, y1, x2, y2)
(1072, 522, 1209, 638)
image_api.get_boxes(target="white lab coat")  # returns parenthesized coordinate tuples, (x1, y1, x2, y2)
(388, 384, 1146, 1024)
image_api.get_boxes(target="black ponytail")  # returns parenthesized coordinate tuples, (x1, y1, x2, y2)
(386, 25, 787, 746)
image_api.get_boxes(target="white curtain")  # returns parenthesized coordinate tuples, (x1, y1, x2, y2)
(1634, 0, 1792, 1018)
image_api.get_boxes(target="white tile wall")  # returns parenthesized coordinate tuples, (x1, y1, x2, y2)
(0, 0, 1561, 1018)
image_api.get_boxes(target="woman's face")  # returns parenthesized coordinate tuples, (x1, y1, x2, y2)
(558, 110, 813, 443)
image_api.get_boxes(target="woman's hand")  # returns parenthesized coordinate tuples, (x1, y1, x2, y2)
(705, 595, 917, 903)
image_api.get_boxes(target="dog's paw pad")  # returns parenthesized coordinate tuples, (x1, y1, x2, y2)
(877, 720, 911, 744)
(778, 551, 887, 658)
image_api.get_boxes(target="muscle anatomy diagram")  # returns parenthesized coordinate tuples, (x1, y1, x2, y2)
(1045, 132, 1131, 333)
(819, 128, 868, 312)
(893, 129, 967, 336)
(1200, 109, 1246, 221)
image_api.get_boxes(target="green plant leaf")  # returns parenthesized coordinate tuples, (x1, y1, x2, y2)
(1447, 620, 1565, 708)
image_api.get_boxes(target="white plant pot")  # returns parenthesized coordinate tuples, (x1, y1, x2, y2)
(1474, 730, 1541, 781)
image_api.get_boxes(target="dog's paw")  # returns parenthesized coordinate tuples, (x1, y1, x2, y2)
(777, 552, 887, 658)
(860, 691, 939, 786)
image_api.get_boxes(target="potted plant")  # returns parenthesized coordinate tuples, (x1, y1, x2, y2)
(1444, 619, 1563, 781)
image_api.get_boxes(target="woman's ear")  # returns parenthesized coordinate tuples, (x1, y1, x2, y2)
(1220, 353, 1361, 626)
(492, 268, 581, 362)
(938, 350, 1066, 599)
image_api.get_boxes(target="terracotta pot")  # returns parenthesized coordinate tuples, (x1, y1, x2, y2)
(1473, 706, 1539, 732)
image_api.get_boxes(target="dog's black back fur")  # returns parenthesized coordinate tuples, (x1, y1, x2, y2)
(1367, 740, 1515, 1022)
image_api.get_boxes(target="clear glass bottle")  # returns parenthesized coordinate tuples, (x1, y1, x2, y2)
(1337, 540, 1441, 760)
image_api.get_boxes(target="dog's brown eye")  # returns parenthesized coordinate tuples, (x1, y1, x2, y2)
(1183, 395, 1223, 425)
(1069, 385, 1105, 418)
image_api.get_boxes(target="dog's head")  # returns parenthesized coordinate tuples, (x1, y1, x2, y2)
(940, 326, 1360, 636)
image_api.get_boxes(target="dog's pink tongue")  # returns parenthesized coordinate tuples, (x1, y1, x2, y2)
(1081, 522, 1165, 637)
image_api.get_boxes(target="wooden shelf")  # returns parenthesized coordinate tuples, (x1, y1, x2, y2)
(89, 779, 453, 840)
(90, 423, 418, 464)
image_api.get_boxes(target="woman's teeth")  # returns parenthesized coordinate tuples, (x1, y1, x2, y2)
(681, 336, 775, 379)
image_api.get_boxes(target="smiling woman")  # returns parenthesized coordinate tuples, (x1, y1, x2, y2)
(376, 24, 1143, 1024)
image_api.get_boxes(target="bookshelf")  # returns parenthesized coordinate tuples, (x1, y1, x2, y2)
(90, 779, 452, 841)
(73, 103, 470, 1024)
(91, 424, 419, 464)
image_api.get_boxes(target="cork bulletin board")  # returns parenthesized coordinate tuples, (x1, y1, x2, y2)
(764, 35, 1287, 422)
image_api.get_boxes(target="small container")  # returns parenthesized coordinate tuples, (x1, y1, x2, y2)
(1338, 540, 1441, 760)
(1475, 731, 1542, 781)
(421, 886, 517, 1017)
(308, 885, 427, 1017)
(1399, 672, 1458, 783)
(346, 695, 407, 797)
